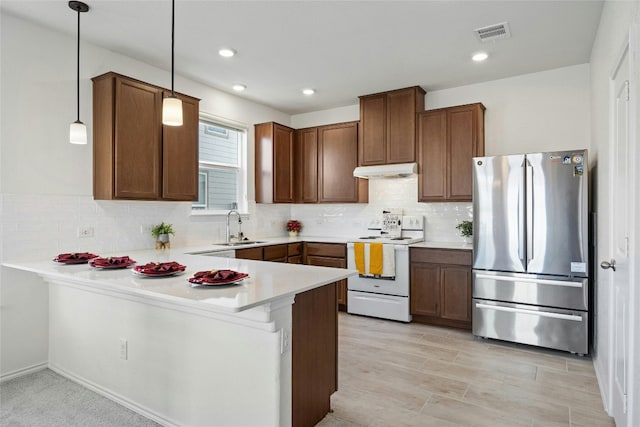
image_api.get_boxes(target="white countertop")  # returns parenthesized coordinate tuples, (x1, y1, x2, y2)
(410, 241, 473, 250)
(3, 248, 356, 314)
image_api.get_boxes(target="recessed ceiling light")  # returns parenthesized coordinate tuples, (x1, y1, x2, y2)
(302, 88, 315, 96)
(232, 84, 246, 92)
(218, 48, 236, 58)
(472, 52, 489, 62)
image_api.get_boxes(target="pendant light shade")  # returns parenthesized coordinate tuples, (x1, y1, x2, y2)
(162, 0, 183, 126)
(68, 1, 89, 144)
(70, 121, 87, 144)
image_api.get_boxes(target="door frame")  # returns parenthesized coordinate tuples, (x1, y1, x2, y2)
(627, 22, 639, 427)
(604, 24, 639, 427)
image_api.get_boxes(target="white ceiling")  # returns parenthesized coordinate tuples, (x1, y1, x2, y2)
(1, 1, 604, 115)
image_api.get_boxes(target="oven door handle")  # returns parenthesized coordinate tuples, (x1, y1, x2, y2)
(347, 243, 408, 251)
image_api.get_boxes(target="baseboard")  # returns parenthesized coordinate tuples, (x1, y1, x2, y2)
(593, 355, 611, 415)
(0, 362, 48, 383)
(48, 363, 180, 427)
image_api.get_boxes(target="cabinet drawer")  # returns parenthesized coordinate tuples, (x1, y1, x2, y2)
(288, 242, 302, 257)
(410, 248, 471, 265)
(305, 242, 346, 258)
(235, 247, 263, 260)
(306, 256, 346, 269)
(264, 244, 287, 261)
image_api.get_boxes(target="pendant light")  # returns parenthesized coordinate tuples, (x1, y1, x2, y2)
(69, 1, 89, 144)
(162, 0, 183, 126)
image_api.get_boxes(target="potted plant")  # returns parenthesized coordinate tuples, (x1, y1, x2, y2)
(286, 220, 302, 237)
(456, 220, 472, 243)
(151, 222, 175, 247)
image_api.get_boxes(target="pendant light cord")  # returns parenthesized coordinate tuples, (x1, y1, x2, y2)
(171, 0, 175, 97)
(76, 7, 81, 122)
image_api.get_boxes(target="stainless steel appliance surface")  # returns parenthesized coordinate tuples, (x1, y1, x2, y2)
(472, 149, 590, 355)
(347, 212, 425, 322)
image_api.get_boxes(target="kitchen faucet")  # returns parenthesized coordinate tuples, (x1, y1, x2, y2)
(226, 209, 243, 243)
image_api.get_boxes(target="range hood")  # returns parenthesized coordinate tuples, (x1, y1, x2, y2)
(353, 162, 417, 179)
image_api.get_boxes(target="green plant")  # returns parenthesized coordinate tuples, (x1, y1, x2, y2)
(456, 220, 472, 237)
(151, 222, 175, 240)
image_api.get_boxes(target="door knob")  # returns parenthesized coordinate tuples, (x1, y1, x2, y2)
(600, 259, 616, 271)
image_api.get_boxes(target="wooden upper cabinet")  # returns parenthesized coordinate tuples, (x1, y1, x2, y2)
(359, 94, 386, 165)
(293, 122, 366, 204)
(418, 103, 485, 202)
(255, 122, 295, 203)
(162, 92, 199, 200)
(295, 127, 318, 203)
(359, 86, 426, 166)
(92, 72, 199, 201)
(318, 122, 361, 203)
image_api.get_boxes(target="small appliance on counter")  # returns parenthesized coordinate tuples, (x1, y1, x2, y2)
(347, 209, 425, 322)
(472, 149, 590, 355)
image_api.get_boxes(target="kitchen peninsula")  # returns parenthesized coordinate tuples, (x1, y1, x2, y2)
(3, 248, 355, 427)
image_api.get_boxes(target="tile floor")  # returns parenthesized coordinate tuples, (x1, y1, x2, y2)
(318, 313, 614, 427)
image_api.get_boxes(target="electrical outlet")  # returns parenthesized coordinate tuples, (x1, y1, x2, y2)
(77, 226, 94, 238)
(119, 338, 128, 360)
(140, 225, 153, 234)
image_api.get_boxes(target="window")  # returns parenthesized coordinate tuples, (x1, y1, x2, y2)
(192, 115, 247, 213)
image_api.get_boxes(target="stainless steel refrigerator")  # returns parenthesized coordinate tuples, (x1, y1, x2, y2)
(472, 150, 589, 355)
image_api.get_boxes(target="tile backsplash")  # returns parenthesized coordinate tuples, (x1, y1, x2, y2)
(291, 176, 472, 242)
(1, 177, 471, 262)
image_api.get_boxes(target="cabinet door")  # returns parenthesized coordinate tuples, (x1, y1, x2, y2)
(386, 87, 419, 164)
(114, 77, 162, 199)
(417, 110, 447, 202)
(410, 262, 441, 316)
(318, 122, 359, 202)
(448, 105, 482, 201)
(264, 244, 287, 261)
(288, 255, 303, 264)
(297, 128, 318, 203)
(274, 124, 295, 203)
(162, 93, 199, 201)
(440, 265, 472, 322)
(359, 94, 387, 165)
(235, 247, 263, 260)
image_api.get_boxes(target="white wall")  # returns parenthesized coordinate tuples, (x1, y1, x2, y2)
(425, 64, 591, 157)
(0, 12, 292, 379)
(589, 1, 640, 425)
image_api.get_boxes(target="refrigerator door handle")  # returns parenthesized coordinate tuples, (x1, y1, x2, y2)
(475, 303, 583, 322)
(518, 163, 526, 263)
(474, 273, 584, 288)
(525, 163, 534, 266)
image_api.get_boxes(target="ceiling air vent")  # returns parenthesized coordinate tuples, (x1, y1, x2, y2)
(474, 22, 511, 43)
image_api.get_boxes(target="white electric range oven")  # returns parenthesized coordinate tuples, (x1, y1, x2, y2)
(347, 213, 424, 322)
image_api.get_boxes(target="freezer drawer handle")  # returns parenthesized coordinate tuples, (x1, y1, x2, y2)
(475, 303, 583, 321)
(474, 274, 584, 288)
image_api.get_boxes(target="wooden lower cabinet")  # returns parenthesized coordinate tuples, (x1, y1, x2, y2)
(292, 282, 337, 427)
(287, 242, 303, 264)
(304, 242, 348, 311)
(410, 248, 472, 329)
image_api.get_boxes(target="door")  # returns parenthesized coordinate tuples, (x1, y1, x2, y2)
(526, 150, 588, 276)
(473, 155, 527, 273)
(605, 45, 631, 426)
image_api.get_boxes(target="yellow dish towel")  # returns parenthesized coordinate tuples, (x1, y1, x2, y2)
(369, 243, 384, 276)
(354, 242, 366, 275)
